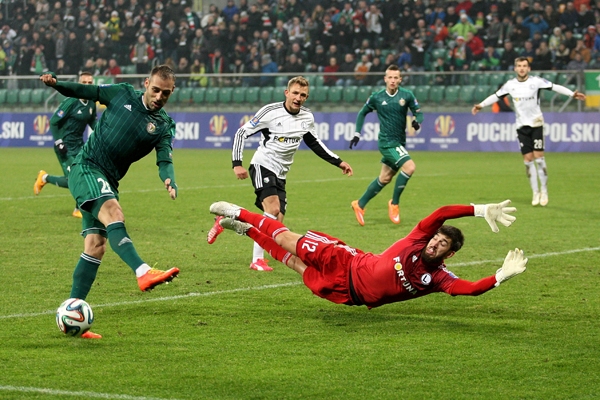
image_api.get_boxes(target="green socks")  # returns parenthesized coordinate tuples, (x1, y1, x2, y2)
(106, 221, 144, 273)
(392, 171, 411, 205)
(70, 253, 101, 300)
(358, 178, 386, 209)
(45, 175, 69, 188)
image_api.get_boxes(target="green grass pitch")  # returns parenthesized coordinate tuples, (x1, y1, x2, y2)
(0, 148, 599, 399)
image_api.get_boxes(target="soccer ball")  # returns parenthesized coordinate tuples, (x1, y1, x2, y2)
(56, 298, 94, 337)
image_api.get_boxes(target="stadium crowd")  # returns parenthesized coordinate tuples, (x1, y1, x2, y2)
(1, 0, 600, 89)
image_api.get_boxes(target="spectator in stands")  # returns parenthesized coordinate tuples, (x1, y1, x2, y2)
(288, 42, 307, 64)
(148, 26, 168, 65)
(104, 58, 122, 76)
(288, 16, 305, 45)
(444, 5, 459, 28)
(410, 37, 427, 77)
(130, 34, 154, 75)
(260, 53, 278, 87)
(323, 56, 339, 86)
(175, 56, 190, 88)
(189, 58, 208, 87)
(542, 4, 560, 29)
(448, 36, 472, 81)
(571, 39, 592, 63)
(397, 45, 412, 70)
(566, 51, 588, 70)
(559, 2, 579, 32)
(432, 56, 451, 85)
(350, 18, 368, 50)
(365, 4, 383, 45)
(584, 25, 597, 49)
(54, 58, 69, 75)
(312, 44, 327, 71)
(209, 48, 228, 87)
(522, 13, 549, 39)
(520, 40, 536, 64)
(431, 18, 450, 48)
(272, 19, 289, 48)
(578, 4, 596, 32)
(450, 11, 477, 39)
(282, 53, 304, 79)
(355, 38, 375, 61)
(383, 20, 402, 51)
(354, 54, 371, 86)
(30, 46, 48, 79)
(548, 27, 565, 57)
(555, 43, 572, 69)
(480, 45, 501, 70)
(326, 44, 342, 65)
(465, 31, 485, 61)
(563, 30, 578, 51)
(533, 41, 553, 70)
(64, 31, 83, 74)
(337, 53, 356, 87)
(367, 55, 385, 86)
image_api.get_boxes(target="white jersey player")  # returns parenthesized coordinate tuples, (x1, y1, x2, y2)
(472, 57, 586, 207)
(208, 76, 353, 272)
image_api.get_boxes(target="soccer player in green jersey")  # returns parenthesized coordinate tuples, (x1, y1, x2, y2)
(40, 65, 179, 339)
(350, 64, 423, 226)
(34, 72, 97, 218)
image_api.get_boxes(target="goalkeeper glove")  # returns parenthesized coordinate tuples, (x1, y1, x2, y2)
(349, 133, 360, 149)
(495, 248, 528, 286)
(411, 120, 420, 131)
(54, 139, 67, 155)
(473, 199, 516, 233)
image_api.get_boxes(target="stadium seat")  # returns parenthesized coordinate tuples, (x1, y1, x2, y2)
(404, 85, 416, 93)
(305, 75, 315, 87)
(458, 85, 476, 103)
(204, 87, 219, 103)
(314, 75, 324, 87)
(0, 88, 7, 104)
(259, 87, 274, 103)
(474, 74, 489, 86)
(232, 87, 245, 103)
(474, 85, 492, 103)
(541, 72, 557, 82)
(557, 73, 572, 85)
(218, 87, 233, 103)
(18, 88, 32, 104)
(30, 88, 46, 104)
(327, 86, 343, 102)
(177, 87, 193, 104)
(414, 85, 430, 102)
(275, 76, 287, 88)
(488, 73, 506, 87)
(444, 85, 460, 103)
(245, 87, 259, 103)
(342, 86, 357, 103)
(356, 85, 373, 102)
(428, 85, 445, 103)
(309, 86, 327, 103)
(431, 48, 448, 61)
(192, 87, 205, 103)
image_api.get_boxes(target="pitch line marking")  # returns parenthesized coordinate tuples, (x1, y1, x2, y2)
(0, 385, 182, 400)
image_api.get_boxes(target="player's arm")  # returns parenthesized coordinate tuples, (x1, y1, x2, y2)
(472, 86, 507, 114)
(350, 97, 375, 149)
(446, 248, 528, 295)
(408, 93, 424, 129)
(49, 99, 75, 155)
(549, 83, 587, 100)
(156, 121, 177, 200)
(232, 108, 269, 179)
(303, 132, 353, 176)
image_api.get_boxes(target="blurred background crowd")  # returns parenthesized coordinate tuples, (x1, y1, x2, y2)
(1, 0, 600, 89)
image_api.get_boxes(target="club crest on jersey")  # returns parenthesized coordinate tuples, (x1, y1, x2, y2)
(421, 273, 432, 285)
(249, 116, 260, 127)
(263, 177, 270, 183)
(146, 122, 157, 134)
(57, 110, 64, 118)
(301, 121, 312, 130)
(399, 98, 406, 106)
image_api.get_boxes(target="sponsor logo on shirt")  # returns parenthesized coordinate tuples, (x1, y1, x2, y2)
(513, 96, 535, 103)
(274, 135, 300, 144)
(393, 257, 418, 295)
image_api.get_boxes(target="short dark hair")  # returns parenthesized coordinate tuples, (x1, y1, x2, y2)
(79, 71, 93, 78)
(437, 225, 464, 252)
(514, 56, 530, 66)
(151, 64, 176, 81)
(386, 64, 401, 73)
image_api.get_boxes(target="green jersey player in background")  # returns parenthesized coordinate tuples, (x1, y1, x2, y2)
(34, 71, 97, 218)
(40, 65, 180, 339)
(349, 65, 424, 226)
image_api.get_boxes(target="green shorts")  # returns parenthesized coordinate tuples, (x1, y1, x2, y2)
(379, 145, 411, 172)
(54, 150, 74, 177)
(69, 162, 119, 237)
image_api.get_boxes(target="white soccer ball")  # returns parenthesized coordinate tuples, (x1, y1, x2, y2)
(56, 298, 94, 337)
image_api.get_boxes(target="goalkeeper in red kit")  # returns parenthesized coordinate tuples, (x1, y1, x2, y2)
(208, 200, 527, 308)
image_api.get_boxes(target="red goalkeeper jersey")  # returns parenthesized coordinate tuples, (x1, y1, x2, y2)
(351, 205, 497, 308)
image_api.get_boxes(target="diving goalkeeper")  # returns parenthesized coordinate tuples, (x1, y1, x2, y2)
(209, 200, 527, 308)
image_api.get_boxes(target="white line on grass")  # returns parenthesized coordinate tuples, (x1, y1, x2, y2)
(0, 385, 182, 400)
(2, 247, 598, 321)
(0, 282, 302, 320)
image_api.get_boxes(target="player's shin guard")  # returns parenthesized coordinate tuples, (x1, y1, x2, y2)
(358, 178, 386, 209)
(247, 227, 292, 264)
(106, 221, 145, 273)
(525, 161, 539, 193)
(70, 253, 101, 300)
(535, 157, 548, 192)
(238, 209, 289, 239)
(392, 171, 411, 204)
(46, 175, 69, 188)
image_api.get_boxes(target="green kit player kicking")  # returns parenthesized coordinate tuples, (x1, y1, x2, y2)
(349, 64, 423, 226)
(34, 71, 97, 218)
(40, 65, 179, 339)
